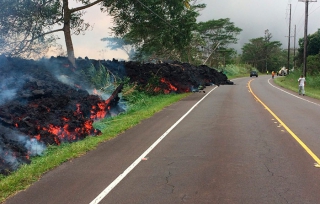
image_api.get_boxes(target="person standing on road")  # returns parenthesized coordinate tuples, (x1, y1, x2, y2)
(271, 71, 275, 79)
(298, 75, 306, 96)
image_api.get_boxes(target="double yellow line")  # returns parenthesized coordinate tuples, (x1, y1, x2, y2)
(248, 79, 320, 168)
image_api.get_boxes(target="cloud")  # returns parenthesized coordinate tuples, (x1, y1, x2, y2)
(198, 0, 320, 52)
(54, 3, 129, 60)
(52, 0, 320, 59)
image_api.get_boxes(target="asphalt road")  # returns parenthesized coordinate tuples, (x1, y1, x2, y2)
(5, 75, 320, 204)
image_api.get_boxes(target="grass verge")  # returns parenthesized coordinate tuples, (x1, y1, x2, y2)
(274, 71, 320, 100)
(0, 92, 190, 203)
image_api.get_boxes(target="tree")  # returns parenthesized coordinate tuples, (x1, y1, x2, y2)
(241, 38, 265, 68)
(102, 0, 204, 63)
(0, 0, 106, 66)
(0, 0, 61, 58)
(0, 0, 191, 66)
(296, 29, 320, 72)
(241, 34, 283, 72)
(306, 54, 320, 75)
(196, 18, 242, 67)
(101, 37, 136, 60)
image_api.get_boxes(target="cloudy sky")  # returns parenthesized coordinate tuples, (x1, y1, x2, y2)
(198, 0, 320, 53)
(53, 0, 320, 60)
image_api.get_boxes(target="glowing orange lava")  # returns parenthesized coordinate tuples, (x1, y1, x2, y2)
(34, 134, 41, 141)
(160, 78, 178, 93)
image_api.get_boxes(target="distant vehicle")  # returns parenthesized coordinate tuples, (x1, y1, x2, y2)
(277, 67, 287, 76)
(250, 70, 258, 77)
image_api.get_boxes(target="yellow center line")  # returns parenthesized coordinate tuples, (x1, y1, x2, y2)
(248, 79, 320, 167)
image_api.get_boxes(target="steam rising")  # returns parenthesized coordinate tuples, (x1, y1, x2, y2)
(0, 89, 17, 105)
(0, 76, 25, 105)
(56, 74, 75, 87)
(22, 137, 46, 156)
(0, 57, 128, 174)
(1, 126, 46, 173)
(0, 148, 20, 171)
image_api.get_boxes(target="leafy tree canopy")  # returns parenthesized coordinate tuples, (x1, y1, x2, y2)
(101, 37, 136, 60)
(241, 34, 284, 72)
(296, 29, 320, 67)
(196, 18, 242, 67)
(0, 0, 191, 66)
(102, 15, 242, 66)
(102, 0, 205, 62)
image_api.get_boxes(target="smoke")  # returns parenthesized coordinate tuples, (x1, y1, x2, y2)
(50, 57, 128, 112)
(21, 137, 46, 156)
(0, 148, 20, 172)
(0, 126, 46, 173)
(0, 75, 27, 105)
(56, 74, 77, 87)
(0, 56, 128, 174)
(0, 88, 17, 105)
(0, 74, 29, 105)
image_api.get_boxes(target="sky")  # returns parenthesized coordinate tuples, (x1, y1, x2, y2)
(198, 0, 320, 53)
(52, 0, 320, 60)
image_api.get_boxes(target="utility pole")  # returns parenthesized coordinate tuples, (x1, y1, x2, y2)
(294, 25, 296, 70)
(287, 4, 291, 75)
(299, 0, 317, 78)
(265, 29, 269, 73)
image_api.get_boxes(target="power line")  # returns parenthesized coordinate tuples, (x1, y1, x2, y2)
(135, 0, 182, 34)
(296, 12, 306, 35)
(292, 1, 299, 17)
(298, 0, 317, 77)
(309, 5, 320, 15)
(308, 1, 317, 10)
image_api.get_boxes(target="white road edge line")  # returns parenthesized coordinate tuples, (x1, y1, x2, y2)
(89, 86, 219, 204)
(268, 78, 320, 107)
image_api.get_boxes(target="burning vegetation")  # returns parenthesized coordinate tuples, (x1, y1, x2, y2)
(0, 55, 232, 175)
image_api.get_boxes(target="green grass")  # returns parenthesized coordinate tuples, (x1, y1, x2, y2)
(6, 66, 318, 203)
(225, 65, 320, 100)
(0, 92, 190, 203)
(274, 71, 320, 100)
(221, 64, 255, 79)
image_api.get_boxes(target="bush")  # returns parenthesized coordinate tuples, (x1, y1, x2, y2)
(221, 64, 254, 78)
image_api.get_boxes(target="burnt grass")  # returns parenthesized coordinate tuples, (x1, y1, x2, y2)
(0, 56, 233, 175)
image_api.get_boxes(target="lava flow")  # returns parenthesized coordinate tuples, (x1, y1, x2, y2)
(0, 55, 233, 175)
(160, 78, 178, 94)
(0, 57, 124, 174)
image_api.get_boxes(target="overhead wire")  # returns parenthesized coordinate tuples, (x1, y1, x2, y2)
(134, 0, 183, 34)
(134, 0, 199, 53)
(309, 5, 320, 15)
(292, 1, 306, 37)
(295, 11, 305, 34)
(295, 1, 318, 36)
(308, 1, 316, 10)
(292, 1, 299, 17)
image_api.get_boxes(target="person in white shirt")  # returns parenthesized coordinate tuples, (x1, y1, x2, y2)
(298, 75, 306, 96)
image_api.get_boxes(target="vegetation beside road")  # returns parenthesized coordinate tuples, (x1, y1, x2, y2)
(274, 70, 320, 100)
(224, 64, 320, 101)
(220, 64, 255, 79)
(2, 63, 320, 203)
(0, 88, 190, 203)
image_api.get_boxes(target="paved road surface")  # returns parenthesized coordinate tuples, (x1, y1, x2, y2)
(5, 75, 320, 204)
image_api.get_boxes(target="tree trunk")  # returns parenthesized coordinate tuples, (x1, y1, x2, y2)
(63, 0, 76, 68)
(187, 47, 191, 64)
